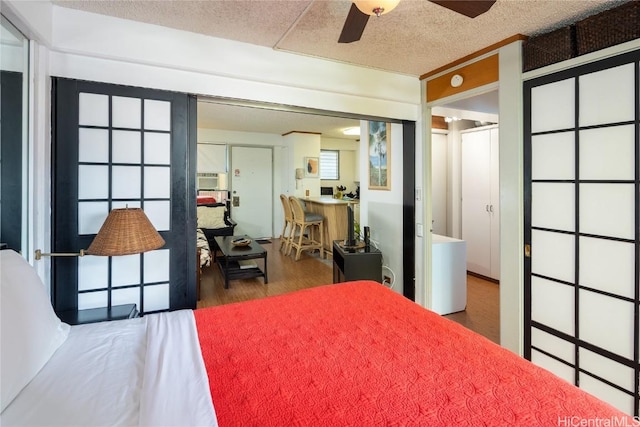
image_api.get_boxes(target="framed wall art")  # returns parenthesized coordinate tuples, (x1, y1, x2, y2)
(368, 121, 390, 190)
(304, 157, 319, 178)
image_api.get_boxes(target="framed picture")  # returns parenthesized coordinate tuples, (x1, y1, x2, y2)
(304, 157, 319, 178)
(368, 121, 390, 190)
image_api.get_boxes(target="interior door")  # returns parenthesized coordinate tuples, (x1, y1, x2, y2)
(461, 129, 492, 277)
(524, 50, 640, 415)
(230, 146, 273, 238)
(52, 78, 197, 314)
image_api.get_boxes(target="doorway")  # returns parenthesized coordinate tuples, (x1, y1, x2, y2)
(195, 98, 416, 298)
(431, 89, 500, 340)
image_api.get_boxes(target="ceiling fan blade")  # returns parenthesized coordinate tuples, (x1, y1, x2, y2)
(429, 0, 496, 18)
(338, 3, 370, 43)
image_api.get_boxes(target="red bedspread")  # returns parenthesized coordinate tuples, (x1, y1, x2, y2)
(197, 196, 217, 205)
(195, 281, 630, 426)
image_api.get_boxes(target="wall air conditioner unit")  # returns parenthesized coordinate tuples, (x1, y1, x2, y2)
(197, 173, 218, 190)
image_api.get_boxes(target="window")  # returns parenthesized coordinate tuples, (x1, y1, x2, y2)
(320, 150, 339, 180)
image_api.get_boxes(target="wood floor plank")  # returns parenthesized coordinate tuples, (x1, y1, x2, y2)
(197, 239, 332, 308)
(444, 275, 500, 344)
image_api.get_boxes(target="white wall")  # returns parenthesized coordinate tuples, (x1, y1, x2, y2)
(286, 133, 321, 198)
(320, 138, 359, 195)
(360, 122, 405, 294)
(431, 131, 448, 235)
(3, 0, 53, 46)
(198, 128, 289, 235)
(498, 42, 525, 354)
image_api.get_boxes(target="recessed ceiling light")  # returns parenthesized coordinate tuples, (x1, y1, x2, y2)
(343, 127, 360, 135)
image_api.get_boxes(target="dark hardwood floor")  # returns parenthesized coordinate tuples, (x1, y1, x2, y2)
(197, 239, 332, 308)
(198, 238, 500, 344)
(444, 274, 500, 344)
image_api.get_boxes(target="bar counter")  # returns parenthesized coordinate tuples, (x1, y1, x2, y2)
(302, 197, 358, 255)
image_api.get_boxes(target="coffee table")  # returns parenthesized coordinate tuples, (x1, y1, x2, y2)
(214, 235, 268, 289)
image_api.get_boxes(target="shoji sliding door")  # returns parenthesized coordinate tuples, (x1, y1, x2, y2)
(524, 50, 640, 415)
(52, 78, 197, 314)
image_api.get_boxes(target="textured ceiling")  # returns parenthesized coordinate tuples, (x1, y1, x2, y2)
(51, 0, 626, 135)
(53, 0, 625, 76)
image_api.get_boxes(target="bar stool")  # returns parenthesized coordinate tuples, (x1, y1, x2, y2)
(279, 194, 294, 253)
(288, 196, 324, 261)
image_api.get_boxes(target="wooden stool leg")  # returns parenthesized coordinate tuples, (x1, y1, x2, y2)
(286, 223, 295, 256)
(295, 224, 305, 261)
(286, 221, 294, 255)
(279, 222, 288, 251)
(318, 221, 324, 259)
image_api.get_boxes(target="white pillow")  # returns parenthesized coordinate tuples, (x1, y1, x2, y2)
(197, 206, 227, 229)
(0, 250, 70, 412)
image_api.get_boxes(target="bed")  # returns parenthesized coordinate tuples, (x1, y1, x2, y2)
(0, 249, 631, 426)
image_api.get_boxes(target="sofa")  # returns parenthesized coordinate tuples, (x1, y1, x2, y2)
(196, 202, 237, 252)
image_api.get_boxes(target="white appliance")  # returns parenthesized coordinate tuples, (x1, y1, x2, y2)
(197, 173, 218, 190)
(431, 234, 467, 315)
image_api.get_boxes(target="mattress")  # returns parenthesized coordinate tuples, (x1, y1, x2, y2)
(1, 310, 216, 426)
(195, 280, 631, 426)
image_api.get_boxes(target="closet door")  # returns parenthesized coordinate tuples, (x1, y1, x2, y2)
(524, 50, 639, 415)
(52, 78, 197, 314)
(462, 128, 492, 277)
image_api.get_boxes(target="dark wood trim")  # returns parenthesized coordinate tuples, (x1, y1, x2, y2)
(573, 75, 580, 387)
(185, 95, 198, 308)
(426, 54, 499, 103)
(282, 131, 322, 136)
(523, 73, 532, 361)
(431, 115, 448, 130)
(0, 71, 24, 252)
(467, 270, 499, 284)
(420, 34, 527, 80)
(402, 120, 416, 301)
(634, 57, 640, 416)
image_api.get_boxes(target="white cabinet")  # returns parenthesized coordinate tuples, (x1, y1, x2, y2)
(461, 126, 499, 280)
(197, 143, 226, 173)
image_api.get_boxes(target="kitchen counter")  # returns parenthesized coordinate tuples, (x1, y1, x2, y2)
(302, 197, 359, 254)
(303, 196, 358, 205)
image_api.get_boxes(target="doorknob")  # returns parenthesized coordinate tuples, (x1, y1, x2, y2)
(489, 205, 494, 212)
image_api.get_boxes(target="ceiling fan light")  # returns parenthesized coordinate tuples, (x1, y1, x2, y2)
(354, 0, 401, 16)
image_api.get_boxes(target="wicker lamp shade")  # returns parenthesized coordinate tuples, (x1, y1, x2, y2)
(86, 208, 165, 256)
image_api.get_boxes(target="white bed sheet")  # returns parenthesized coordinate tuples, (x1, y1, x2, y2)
(1, 310, 217, 427)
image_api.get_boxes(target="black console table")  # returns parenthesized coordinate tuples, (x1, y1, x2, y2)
(332, 240, 382, 283)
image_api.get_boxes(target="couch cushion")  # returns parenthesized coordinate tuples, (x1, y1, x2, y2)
(197, 206, 227, 229)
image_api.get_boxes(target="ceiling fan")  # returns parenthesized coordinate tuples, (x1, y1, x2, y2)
(338, 0, 496, 43)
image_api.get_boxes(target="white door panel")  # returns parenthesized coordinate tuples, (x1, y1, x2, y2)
(230, 146, 273, 238)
